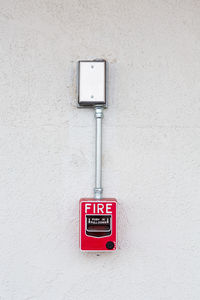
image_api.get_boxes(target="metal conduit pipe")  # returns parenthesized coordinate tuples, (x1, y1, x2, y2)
(94, 106, 104, 199)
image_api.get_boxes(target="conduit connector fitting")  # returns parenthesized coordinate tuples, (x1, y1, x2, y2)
(94, 106, 104, 119)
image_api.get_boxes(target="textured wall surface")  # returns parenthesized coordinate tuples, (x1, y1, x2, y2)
(1, 0, 200, 299)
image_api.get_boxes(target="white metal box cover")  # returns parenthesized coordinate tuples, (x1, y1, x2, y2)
(78, 60, 106, 106)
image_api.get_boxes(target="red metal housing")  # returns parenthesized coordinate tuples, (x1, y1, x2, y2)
(80, 198, 117, 252)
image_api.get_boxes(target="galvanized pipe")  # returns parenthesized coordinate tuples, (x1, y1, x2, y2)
(94, 106, 104, 199)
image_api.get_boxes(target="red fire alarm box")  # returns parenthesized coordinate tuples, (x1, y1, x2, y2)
(80, 198, 117, 252)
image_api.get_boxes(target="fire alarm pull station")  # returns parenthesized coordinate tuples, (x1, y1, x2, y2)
(78, 60, 117, 252)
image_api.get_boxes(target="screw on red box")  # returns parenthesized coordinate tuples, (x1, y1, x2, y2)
(80, 199, 117, 251)
(78, 60, 117, 252)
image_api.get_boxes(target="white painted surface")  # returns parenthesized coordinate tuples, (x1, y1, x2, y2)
(0, 1, 200, 299)
(79, 61, 106, 104)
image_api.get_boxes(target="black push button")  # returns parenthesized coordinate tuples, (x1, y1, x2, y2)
(106, 241, 114, 250)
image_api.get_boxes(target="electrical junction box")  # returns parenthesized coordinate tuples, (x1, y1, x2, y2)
(78, 60, 106, 106)
(80, 198, 117, 252)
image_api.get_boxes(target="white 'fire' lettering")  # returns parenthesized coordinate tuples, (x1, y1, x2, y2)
(85, 203, 91, 213)
(106, 204, 112, 213)
(97, 204, 104, 213)
(84, 203, 113, 214)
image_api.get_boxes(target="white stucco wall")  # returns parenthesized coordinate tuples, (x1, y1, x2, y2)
(1, 0, 200, 299)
